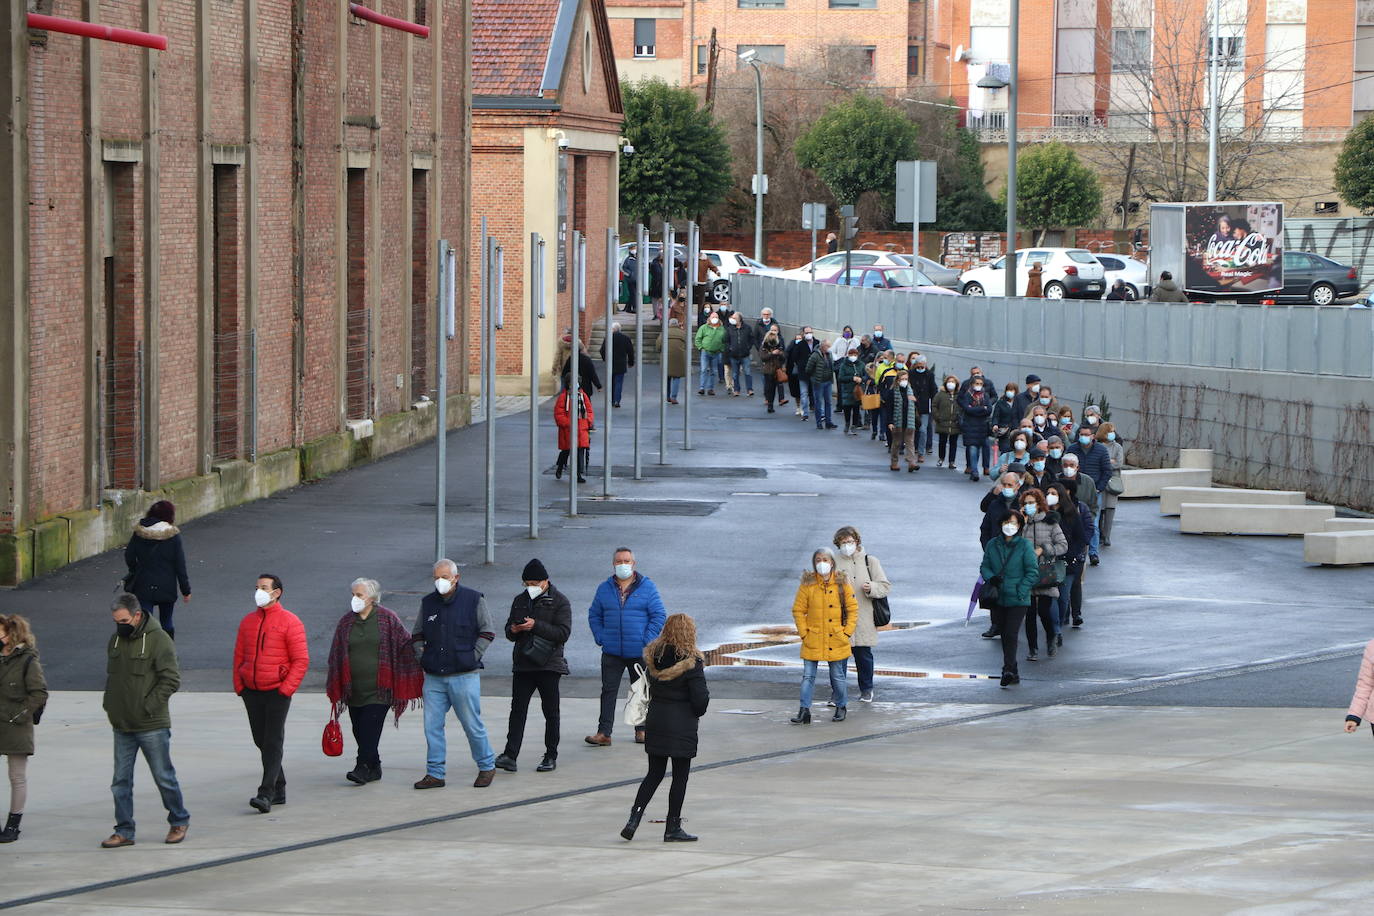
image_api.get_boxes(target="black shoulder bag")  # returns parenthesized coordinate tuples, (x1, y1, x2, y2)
(865, 555, 892, 627)
(978, 548, 1015, 611)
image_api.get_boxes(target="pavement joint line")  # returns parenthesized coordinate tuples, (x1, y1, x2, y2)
(2, 651, 1364, 908)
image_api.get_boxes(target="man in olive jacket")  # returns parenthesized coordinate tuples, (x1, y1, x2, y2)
(101, 593, 189, 848)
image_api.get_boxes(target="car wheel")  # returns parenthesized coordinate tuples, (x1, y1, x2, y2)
(962, 282, 984, 296)
(1043, 281, 1066, 299)
(1310, 282, 1336, 306)
(1123, 284, 1138, 300)
(711, 279, 731, 303)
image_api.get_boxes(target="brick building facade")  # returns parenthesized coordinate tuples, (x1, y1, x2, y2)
(471, 0, 624, 394)
(0, 1, 471, 585)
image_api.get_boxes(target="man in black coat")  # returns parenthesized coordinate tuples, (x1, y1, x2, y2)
(561, 343, 602, 397)
(494, 559, 572, 775)
(598, 322, 636, 408)
(648, 254, 665, 318)
(785, 327, 820, 420)
(908, 356, 937, 455)
(1012, 374, 1042, 420)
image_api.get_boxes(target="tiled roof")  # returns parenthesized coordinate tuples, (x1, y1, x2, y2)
(472, 0, 561, 96)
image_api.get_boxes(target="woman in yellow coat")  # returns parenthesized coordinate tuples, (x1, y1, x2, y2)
(790, 548, 858, 724)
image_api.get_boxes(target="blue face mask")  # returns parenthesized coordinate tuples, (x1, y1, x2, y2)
(1001, 487, 1016, 498)
(1023, 505, 1038, 517)
(1079, 435, 1093, 446)
(1032, 460, 1046, 472)
(1049, 448, 1063, 459)
(1107, 431, 1116, 441)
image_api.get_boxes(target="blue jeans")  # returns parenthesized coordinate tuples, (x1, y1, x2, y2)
(137, 596, 176, 640)
(1090, 503, 1103, 557)
(611, 372, 625, 406)
(423, 672, 495, 776)
(112, 728, 189, 839)
(965, 438, 991, 475)
(698, 350, 723, 391)
(800, 658, 849, 708)
(727, 356, 753, 393)
(852, 645, 875, 692)
(1057, 563, 1084, 626)
(811, 381, 833, 427)
(667, 376, 680, 399)
(922, 414, 933, 451)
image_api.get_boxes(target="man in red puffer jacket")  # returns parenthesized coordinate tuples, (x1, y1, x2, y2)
(233, 573, 309, 814)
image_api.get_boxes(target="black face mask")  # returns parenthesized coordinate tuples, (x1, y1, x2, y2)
(116, 622, 136, 638)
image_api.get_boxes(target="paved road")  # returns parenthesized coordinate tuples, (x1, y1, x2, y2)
(6, 363, 1370, 711)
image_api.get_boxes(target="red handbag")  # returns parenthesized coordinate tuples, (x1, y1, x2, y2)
(322, 716, 343, 757)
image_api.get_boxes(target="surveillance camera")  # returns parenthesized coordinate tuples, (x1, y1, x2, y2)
(621, 143, 634, 155)
(557, 136, 570, 149)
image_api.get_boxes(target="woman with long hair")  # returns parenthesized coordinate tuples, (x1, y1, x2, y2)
(0, 615, 47, 842)
(621, 613, 709, 843)
(790, 547, 858, 723)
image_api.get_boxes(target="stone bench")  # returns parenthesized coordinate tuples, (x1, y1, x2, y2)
(1305, 530, 1374, 565)
(1178, 449, 1214, 470)
(1120, 467, 1213, 499)
(1179, 503, 1334, 536)
(1324, 518, 1374, 532)
(1160, 486, 1306, 516)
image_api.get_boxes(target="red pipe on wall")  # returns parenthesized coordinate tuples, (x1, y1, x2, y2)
(26, 12, 168, 50)
(348, 3, 430, 38)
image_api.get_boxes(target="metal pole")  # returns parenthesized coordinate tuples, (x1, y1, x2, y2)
(603, 227, 617, 497)
(912, 167, 920, 271)
(530, 233, 544, 538)
(1005, 0, 1019, 299)
(810, 220, 817, 282)
(434, 238, 449, 562)
(659, 222, 671, 464)
(633, 224, 646, 479)
(683, 221, 696, 450)
(1207, 0, 1219, 202)
(569, 231, 584, 516)
(485, 239, 501, 565)
(751, 60, 764, 263)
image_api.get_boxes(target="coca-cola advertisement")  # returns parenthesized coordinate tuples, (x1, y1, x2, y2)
(1183, 203, 1283, 295)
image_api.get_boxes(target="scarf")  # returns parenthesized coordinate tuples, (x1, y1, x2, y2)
(325, 605, 425, 724)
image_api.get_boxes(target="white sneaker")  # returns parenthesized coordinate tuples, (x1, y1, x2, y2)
(794, 406, 802, 416)
(936, 460, 944, 468)
(859, 690, 874, 703)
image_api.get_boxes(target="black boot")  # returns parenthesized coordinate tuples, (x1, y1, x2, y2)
(0, 813, 21, 843)
(663, 816, 698, 842)
(981, 627, 1001, 639)
(346, 762, 370, 785)
(832, 706, 847, 722)
(366, 762, 383, 783)
(620, 805, 645, 841)
(576, 450, 588, 484)
(789, 707, 811, 724)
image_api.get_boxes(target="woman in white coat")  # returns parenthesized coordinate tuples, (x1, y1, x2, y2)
(830, 526, 892, 703)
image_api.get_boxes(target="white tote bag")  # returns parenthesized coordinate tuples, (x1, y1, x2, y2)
(623, 663, 649, 727)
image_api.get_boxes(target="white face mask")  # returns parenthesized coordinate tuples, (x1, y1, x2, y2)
(614, 563, 634, 581)
(946, 382, 956, 391)
(899, 380, 909, 388)
(804, 333, 814, 341)
(1046, 493, 1060, 506)
(1029, 384, 1041, 393)
(1001, 523, 1020, 537)
(838, 542, 857, 557)
(1005, 391, 1015, 399)
(525, 585, 543, 600)
(254, 588, 273, 608)
(1062, 466, 1078, 477)
(730, 319, 739, 326)
(847, 355, 858, 362)
(815, 561, 833, 577)
(972, 385, 983, 392)
(709, 316, 720, 324)
(350, 595, 367, 614)
(434, 577, 454, 595)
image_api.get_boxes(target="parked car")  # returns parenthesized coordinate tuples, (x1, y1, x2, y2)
(775, 250, 912, 281)
(959, 248, 1106, 299)
(1095, 254, 1151, 300)
(817, 266, 960, 296)
(1277, 251, 1362, 305)
(701, 249, 781, 302)
(903, 254, 963, 290)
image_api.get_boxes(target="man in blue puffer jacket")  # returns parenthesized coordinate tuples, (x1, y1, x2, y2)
(585, 547, 667, 747)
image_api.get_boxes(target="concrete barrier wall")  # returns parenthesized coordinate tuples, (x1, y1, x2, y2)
(736, 275, 1374, 512)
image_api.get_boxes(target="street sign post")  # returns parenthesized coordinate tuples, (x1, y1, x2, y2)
(802, 202, 826, 280)
(896, 160, 937, 268)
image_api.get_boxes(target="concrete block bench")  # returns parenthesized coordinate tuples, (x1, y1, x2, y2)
(1179, 503, 1334, 535)
(1160, 486, 1306, 516)
(1178, 449, 1214, 470)
(1305, 530, 1374, 565)
(1324, 518, 1374, 532)
(1121, 467, 1213, 499)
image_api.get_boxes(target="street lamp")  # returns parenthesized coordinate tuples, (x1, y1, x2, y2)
(976, 63, 1017, 299)
(739, 49, 765, 263)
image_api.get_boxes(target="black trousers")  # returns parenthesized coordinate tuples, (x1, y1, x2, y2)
(137, 597, 176, 640)
(348, 702, 389, 768)
(841, 404, 862, 428)
(990, 606, 1028, 677)
(504, 670, 562, 760)
(763, 373, 781, 405)
(1025, 595, 1057, 654)
(787, 374, 801, 402)
(633, 754, 691, 820)
(241, 688, 291, 798)
(938, 433, 960, 464)
(597, 654, 642, 736)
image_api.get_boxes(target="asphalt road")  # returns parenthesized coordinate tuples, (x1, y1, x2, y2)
(7, 361, 1372, 713)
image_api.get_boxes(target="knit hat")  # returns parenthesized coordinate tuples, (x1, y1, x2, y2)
(147, 500, 176, 524)
(521, 558, 549, 582)
(1025, 374, 1041, 385)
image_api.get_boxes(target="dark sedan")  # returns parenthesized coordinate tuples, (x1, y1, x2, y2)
(1278, 251, 1362, 305)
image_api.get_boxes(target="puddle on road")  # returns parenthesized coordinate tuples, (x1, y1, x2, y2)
(703, 624, 995, 680)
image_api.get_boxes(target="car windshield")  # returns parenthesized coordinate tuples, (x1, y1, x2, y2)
(1067, 250, 1097, 264)
(889, 254, 911, 266)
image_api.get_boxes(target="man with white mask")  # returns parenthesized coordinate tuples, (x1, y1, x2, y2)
(585, 547, 666, 747)
(494, 559, 571, 775)
(412, 559, 497, 789)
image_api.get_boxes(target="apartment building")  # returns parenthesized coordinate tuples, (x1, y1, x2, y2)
(605, 0, 939, 90)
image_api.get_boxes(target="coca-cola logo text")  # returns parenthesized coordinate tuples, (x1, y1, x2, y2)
(1204, 232, 1275, 268)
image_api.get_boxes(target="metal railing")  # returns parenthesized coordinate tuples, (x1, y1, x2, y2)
(734, 274, 1374, 379)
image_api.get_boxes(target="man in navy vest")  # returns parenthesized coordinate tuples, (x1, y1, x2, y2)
(412, 559, 498, 788)
(584, 547, 667, 747)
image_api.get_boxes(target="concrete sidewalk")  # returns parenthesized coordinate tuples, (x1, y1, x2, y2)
(7, 691, 1374, 913)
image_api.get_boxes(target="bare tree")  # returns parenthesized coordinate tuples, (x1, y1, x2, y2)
(1080, 0, 1307, 212)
